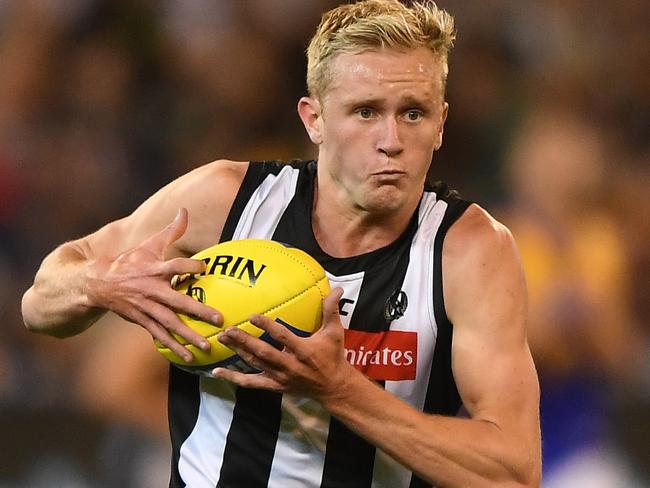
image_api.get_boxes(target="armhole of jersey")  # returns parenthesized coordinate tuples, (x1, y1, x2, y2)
(419, 198, 471, 419)
(432, 199, 472, 328)
(220, 162, 269, 242)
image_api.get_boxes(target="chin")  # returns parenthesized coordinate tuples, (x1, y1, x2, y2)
(362, 187, 407, 214)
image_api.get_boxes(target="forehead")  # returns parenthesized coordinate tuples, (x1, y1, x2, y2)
(324, 47, 444, 103)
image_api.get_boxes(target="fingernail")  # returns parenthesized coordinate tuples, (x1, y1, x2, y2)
(184, 353, 193, 363)
(200, 340, 210, 351)
(212, 313, 222, 325)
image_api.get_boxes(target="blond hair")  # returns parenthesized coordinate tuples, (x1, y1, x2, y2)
(306, 0, 455, 98)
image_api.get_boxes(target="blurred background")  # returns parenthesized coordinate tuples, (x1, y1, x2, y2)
(0, 0, 647, 486)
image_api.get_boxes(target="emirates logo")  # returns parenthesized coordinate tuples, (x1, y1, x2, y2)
(344, 329, 418, 381)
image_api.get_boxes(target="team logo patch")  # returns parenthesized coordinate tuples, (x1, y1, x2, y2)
(344, 329, 417, 381)
(384, 289, 408, 321)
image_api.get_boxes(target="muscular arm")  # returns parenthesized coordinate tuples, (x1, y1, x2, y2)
(21, 160, 248, 358)
(216, 204, 541, 487)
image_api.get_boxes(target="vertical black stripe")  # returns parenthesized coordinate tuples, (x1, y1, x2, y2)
(217, 389, 283, 488)
(409, 197, 471, 488)
(168, 365, 201, 488)
(321, 225, 415, 488)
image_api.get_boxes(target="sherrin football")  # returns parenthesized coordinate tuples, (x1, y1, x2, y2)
(156, 239, 331, 375)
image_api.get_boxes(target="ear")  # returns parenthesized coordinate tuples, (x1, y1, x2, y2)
(434, 102, 449, 151)
(297, 96, 323, 145)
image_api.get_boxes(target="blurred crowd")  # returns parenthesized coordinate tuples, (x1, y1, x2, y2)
(0, 0, 647, 486)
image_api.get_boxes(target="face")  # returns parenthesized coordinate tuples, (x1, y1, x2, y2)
(299, 47, 448, 216)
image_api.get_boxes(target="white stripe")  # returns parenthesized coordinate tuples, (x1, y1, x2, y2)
(326, 270, 365, 329)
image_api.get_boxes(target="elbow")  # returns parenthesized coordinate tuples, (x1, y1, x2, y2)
(21, 288, 42, 333)
(512, 472, 540, 488)
(485, 436, 541, 488)
(21, 288, 79, 338)
(510, 451, 541, 488)
(521, 436, 542, 487)
(524, 463, 542, 488)
(23, 318, 83, 339)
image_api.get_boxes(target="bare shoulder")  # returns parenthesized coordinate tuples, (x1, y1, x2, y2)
(443, 203, 526, 333)
(172, 159, 248, 194)
(82, 159, 249, 259)
(165, 159, 249, 254)
(444, 203, 517, 263)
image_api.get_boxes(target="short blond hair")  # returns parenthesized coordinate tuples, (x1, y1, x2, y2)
(307, 0, 455, 98)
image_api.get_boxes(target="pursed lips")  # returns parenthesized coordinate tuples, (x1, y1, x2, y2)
(371, 169, 406, 176)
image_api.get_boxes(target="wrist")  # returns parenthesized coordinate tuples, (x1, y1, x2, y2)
(317, 360, 361, 411)
(83, 256, 112, 310)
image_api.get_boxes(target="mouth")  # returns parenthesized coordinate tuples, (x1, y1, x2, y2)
(372, 168, 406, 176)
(371, 169, 406, 179)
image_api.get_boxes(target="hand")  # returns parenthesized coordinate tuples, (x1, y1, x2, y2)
(86, 208, 221, 362)
(213, 288, 351, 401)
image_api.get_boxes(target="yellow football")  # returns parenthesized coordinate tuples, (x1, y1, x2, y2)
(156, 239, 330, 375)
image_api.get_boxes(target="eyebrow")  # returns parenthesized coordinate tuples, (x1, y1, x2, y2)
(399, 94, 432, 107)
(343, 97, 385, 108)
(343, 94, 433, 109)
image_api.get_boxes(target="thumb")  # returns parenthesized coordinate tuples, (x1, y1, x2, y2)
(321, 287, 344, 329)
(141, 208, 189, 256)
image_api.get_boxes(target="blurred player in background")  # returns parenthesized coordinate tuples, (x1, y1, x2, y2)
(502, 109, 642, 487)
(21, 1, 541, 487)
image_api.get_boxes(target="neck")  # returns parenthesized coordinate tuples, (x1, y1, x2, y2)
(311, 180, 420, 258)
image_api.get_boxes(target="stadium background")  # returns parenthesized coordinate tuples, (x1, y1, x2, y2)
(0, 0, 647, 486)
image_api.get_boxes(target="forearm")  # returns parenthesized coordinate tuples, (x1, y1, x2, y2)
(22, 243, 106, 337)
(321, 366, 538, 488)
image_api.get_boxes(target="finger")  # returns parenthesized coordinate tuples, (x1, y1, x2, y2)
(212, 368, 283, 392)
(249, 314, 300, 350)
(160, 257, 207, 278)
(321, 287, 344, 329)
(128, 308, 194, 362)
(151, 286, 223, 326)
(218, 327, 287, 368)
(144, 299, 212, 350)
(141, 208, 188, 257)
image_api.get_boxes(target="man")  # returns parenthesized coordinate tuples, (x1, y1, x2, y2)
(22, 1, 541, 487)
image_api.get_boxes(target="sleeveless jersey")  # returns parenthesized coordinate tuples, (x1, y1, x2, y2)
(168, 160, 471, 488)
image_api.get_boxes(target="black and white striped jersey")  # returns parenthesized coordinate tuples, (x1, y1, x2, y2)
(168, 160, 471, 488)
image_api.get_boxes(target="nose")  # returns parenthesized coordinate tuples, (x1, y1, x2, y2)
(377, 117, 404, 157)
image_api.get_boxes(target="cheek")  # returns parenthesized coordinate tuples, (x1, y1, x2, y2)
(326, 122, 369, 152)
(408, 125, 438, 152)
